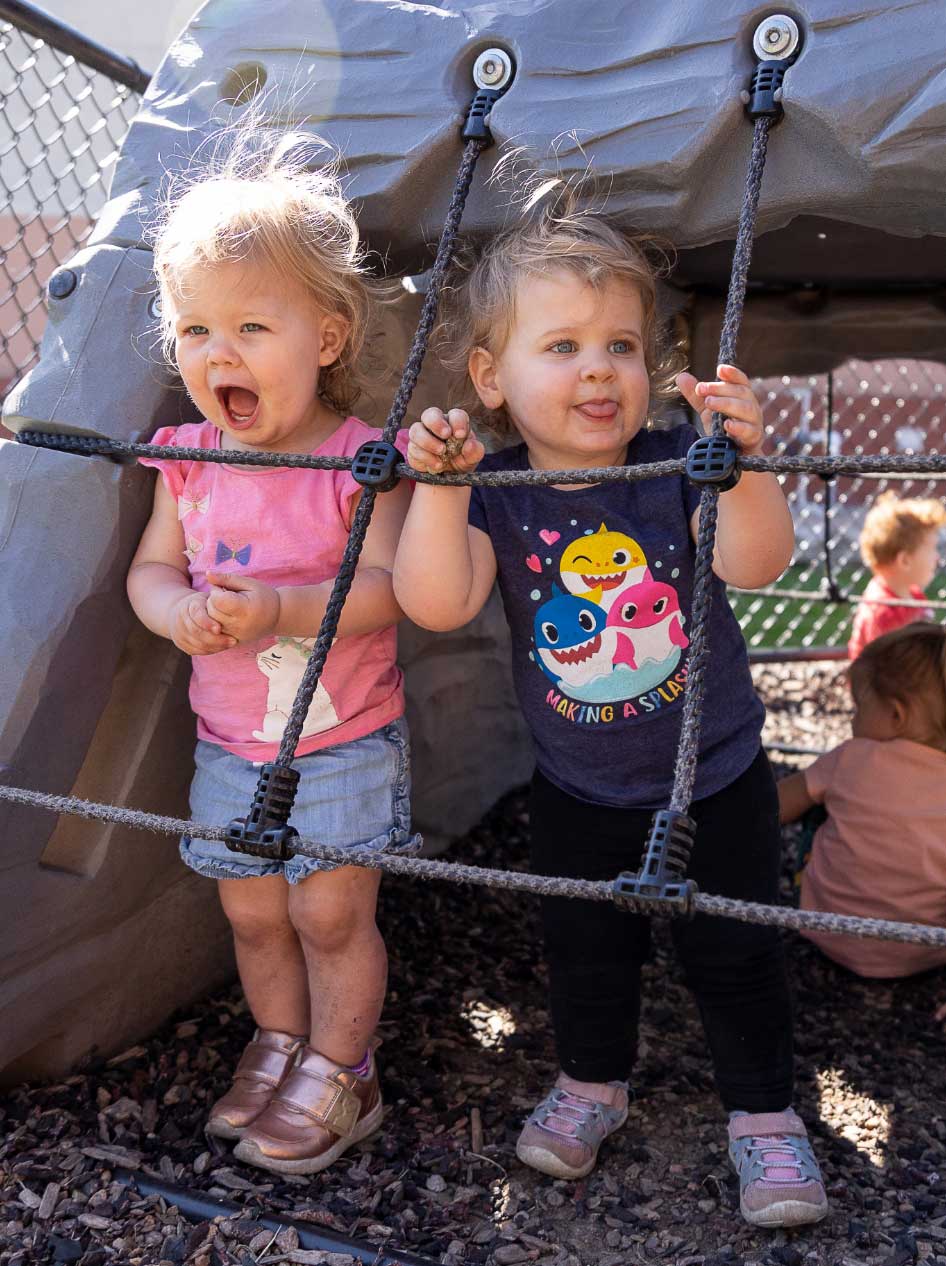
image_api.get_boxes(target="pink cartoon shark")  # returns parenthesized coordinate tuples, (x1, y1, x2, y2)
(605, 577, 689, 670)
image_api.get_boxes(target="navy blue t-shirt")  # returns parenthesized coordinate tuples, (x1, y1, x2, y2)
(468, 424, 764, 809)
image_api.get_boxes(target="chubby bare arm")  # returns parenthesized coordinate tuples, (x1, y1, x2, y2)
(127, 478, 235, 654)
(777, 769, 817, 824)
(679, 365, 795, 588)
(393, 408, 498, 631)
(206, 477, 413, 643)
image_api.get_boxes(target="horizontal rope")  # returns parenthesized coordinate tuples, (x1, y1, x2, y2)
(2, 781, 944, 948)
(733, 586, 946, 611)
(17, 431, 946, 486)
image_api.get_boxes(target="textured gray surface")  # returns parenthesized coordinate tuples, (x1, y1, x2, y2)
(1, 0, 944, 1077)
(108, 0, 946, 259)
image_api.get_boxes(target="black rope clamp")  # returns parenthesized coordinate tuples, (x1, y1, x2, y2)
(351, 440, 401, 493)
(744, 58, 793, 120)
(225, 763, 300, 860)
(463, 88, 504, 142)
(685, 434, 741, 492)
(613, 809, 698, 917)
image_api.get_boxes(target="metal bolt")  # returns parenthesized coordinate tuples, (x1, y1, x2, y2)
(472, 47, 513, 91)
(752, 14, 801, 61)
(48, 268, 77, 300)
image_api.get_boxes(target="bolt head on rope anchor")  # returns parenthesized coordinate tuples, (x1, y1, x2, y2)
(685, 434, 742, 492)
(613, 809, 698, 918)
(744, 13, 802, 121)
(463, 47, 515, 142)
(351, 440, 402, 494)
(224, 762, 300, 860)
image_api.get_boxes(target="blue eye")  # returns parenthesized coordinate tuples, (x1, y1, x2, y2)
(183, 324, 208, 336)
(551, 340, 576, 354)
(610, 340, 631, 354)
(242, 322, 264, 332)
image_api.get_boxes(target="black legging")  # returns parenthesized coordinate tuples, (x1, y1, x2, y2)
(529, 747, 794, 1112)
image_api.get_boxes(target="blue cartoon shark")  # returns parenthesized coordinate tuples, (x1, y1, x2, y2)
(533, 587, 617, 690)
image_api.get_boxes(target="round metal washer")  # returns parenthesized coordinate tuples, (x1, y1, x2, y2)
(752, 14, 800, 60)
(472, 47, 514, 91)
(48, 268, 77, 300)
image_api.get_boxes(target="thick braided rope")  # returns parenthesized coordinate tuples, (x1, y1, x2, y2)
(669, 116, 773, 811)
(17, 433, 946, 484)
(274, 138, 486, 765)
(381, 138, 484, 443)
(1, 782, 943, 947)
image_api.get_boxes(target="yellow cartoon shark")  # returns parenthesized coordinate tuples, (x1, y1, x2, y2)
(560, 524, 648, 606)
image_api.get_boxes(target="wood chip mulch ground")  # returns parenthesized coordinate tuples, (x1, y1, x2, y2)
(3, 662, 946, 1266)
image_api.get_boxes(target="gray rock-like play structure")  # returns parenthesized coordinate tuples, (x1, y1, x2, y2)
(2, 0, 944, 1079)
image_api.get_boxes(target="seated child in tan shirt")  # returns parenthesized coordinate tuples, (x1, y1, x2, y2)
(779, 623, 946, 978)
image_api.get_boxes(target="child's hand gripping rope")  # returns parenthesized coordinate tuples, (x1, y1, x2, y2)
(408, 407, 485, 475)
(676, 364, 766, 456)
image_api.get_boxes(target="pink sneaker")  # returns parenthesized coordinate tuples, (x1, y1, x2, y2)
(728, 1109, 829, 1227)
(516, 1083, 628, 1180)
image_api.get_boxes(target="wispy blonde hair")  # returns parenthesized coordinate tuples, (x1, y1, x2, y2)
(435, 191, 685, 441)
(151, 123, 373, 415)
(859, 491, 946, 570)
(851, 622, 946, 751)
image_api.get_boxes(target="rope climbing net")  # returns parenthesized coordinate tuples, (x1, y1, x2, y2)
(6, 39, 946, 953)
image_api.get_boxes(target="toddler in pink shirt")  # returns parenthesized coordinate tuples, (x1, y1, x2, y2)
(127, 128, 414, 1176)
(779, 623, 946, 978)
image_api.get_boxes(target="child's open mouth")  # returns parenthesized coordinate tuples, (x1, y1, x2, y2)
(216, 386, 260, 430)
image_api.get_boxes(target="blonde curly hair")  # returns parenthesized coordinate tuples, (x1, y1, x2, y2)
(151, 125, 374, 417)
(859, 492, 946, 570)
(434, 198, 685, 442)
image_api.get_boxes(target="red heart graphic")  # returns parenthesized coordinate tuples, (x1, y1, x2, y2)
(526, 554, 542, 572)
(539, 529, 560, 545)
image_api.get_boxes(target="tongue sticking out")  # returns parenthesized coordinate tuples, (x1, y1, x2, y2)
(226, 387, 259, 419)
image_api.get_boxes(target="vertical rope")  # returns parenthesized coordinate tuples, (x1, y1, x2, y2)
(274, 138, 486, 768)
(669, 116, 773, 812)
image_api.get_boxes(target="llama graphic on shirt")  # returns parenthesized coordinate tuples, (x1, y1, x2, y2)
(252, 637, 339, 742)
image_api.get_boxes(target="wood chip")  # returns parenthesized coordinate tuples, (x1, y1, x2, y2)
(36, 1182, 60, 1220)
(106, 1045, 148, 1067)
(470, 1106, 484, 1154)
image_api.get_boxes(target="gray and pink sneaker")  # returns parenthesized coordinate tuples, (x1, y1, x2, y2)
(728, 1109, 829, 1227)
(516, 1082, 628, 1180)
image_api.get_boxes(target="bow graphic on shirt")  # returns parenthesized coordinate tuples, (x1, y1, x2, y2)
(184, 537, 203, 563)
(177, 492, 210, 519)
(215, 541, 252, 565)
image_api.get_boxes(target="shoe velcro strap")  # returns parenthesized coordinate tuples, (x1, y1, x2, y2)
(729, 1113, 805, 1141)
(234, 1040, 298, 1089)
(277, 1070, 361, 1137)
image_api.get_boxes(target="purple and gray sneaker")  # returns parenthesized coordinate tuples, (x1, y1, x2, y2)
(728, 1109, 829, 1228)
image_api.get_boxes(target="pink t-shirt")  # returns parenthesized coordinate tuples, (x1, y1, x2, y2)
(847, 576, 930, 661)
(140, 417, 406, 762)
(800, 737, 946, 977)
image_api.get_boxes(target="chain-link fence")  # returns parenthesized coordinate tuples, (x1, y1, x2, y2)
(0, 1, 146, 396)
(735, 357, 946, 656)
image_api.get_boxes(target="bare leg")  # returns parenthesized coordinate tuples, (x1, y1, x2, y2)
(218, 876, 309, 1035)
(287, 867, 386, 1066)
